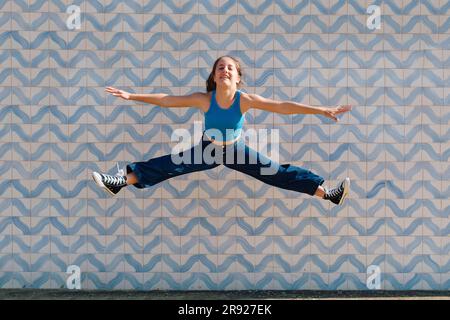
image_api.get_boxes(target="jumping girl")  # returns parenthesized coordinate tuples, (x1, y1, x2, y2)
(92, 56, 352, 205)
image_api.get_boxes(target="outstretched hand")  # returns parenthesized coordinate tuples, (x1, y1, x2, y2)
(322, 105, 352, 122)
(105, 87, 131, 100)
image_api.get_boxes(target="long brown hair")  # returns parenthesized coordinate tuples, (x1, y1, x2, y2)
(206, 56, 243, 92)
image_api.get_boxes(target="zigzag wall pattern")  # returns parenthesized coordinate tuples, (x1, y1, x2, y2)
(0, 0, 449, 290)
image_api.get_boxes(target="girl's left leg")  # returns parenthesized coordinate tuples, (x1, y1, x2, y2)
(314, 185, 326, 198)
(223, 142, 324, 196)
(223, 142, 349, 205)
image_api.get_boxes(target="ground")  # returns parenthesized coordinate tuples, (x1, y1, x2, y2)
(1, 289, 450, 300)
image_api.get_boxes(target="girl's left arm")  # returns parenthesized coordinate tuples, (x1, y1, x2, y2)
(242, 93, 352, 122)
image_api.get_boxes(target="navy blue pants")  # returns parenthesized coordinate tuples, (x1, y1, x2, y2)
(127, 137, 324, 196)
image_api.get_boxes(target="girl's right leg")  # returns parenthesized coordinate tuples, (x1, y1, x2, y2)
(125, 172, 138, 185)
(126, 139, 221, 189)
(92, 139, 220, 195)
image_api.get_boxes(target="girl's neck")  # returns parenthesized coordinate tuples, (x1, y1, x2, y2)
(215, 86, 237, 103)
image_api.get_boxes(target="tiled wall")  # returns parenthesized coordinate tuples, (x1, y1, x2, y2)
(0, 0, 449, 290)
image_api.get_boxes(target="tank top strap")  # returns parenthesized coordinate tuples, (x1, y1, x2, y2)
(211, 90, 216, 107)
(231, 90, 241, 113)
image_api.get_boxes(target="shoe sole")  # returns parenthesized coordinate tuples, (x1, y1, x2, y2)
(92, 172, 116, 196)
(338, 177, 350, 205)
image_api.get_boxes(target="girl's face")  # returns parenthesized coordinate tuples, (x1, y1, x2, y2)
(213, 57, 241, 89)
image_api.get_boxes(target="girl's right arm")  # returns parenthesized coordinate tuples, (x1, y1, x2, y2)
(105, 87, 209, 112)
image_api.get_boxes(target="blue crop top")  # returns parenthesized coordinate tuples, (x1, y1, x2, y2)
(204, 90, 245, 142)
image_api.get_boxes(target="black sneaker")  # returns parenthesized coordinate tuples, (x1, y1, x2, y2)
(92, 171, 127, 196)
(324, 177, 350, 205)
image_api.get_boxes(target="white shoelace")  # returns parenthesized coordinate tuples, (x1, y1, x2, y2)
(328, 183, 343, 198)
(103, 174, 126, 186)
(102, 163, 126, 187)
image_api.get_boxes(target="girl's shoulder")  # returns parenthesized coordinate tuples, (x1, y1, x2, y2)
(238, 91, 252, 113)
(192, 91, 212, 112)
